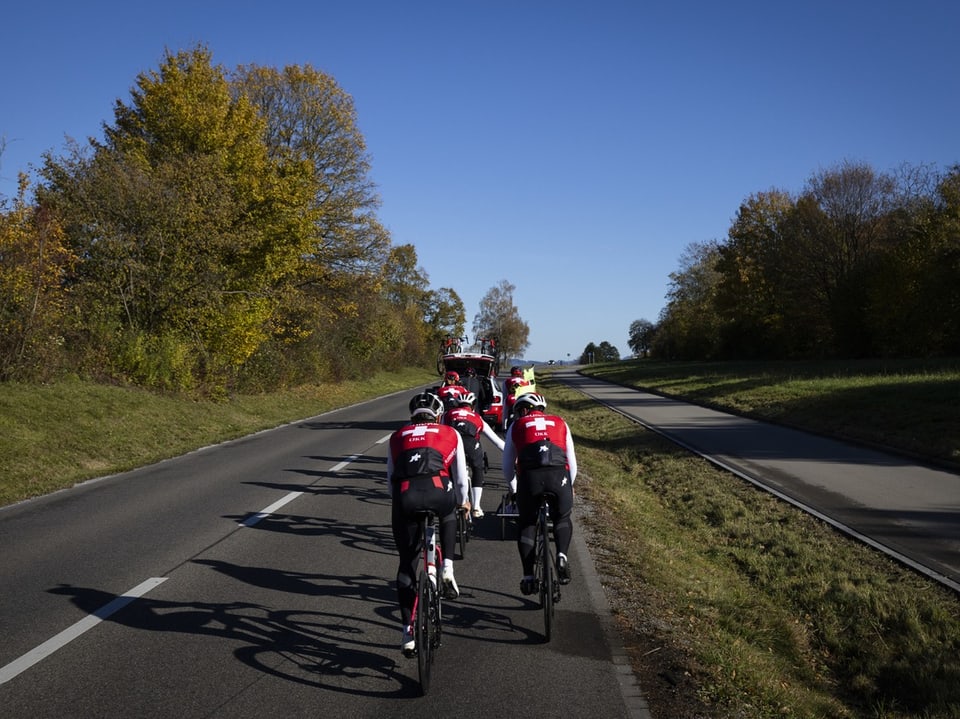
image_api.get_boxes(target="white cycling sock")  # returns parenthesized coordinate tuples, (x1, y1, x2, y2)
(443, 558, 454, 571)
(473, 487, 483, 507)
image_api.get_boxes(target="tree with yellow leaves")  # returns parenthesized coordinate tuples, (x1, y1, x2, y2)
(0, 174, 76, 379)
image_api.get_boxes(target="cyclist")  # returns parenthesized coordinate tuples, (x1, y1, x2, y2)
(442, 392, 505, 517)
(437, 370, 469, 409)
(388, 391, 471, 654)
(504, 365, 529, 395)
(502, 392, 578, 595)
(503, 366, 531, 427)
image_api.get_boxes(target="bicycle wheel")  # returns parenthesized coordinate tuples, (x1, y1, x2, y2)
(533, 518, 545, 592)
(540, 514, 555, 641)
(431, 578, 443, 651)
(416, 569, 433, 694)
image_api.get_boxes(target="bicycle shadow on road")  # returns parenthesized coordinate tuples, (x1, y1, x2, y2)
(298, 419, 404, 432)
(46, 576, 424, 698)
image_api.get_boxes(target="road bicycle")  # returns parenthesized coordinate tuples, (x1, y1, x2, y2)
(410, 510, 443, 694)
(533, 493, 561, 641)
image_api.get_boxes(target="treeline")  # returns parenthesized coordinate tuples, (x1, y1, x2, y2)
(0, 46, 464, 393)
(643, 160, 960, 360)
(578, 341, 620, 363)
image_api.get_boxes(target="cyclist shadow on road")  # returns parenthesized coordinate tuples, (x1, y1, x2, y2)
(298, 419, 404, 432)
(47, 576, 422, 698)
(220, 511, 395, 556)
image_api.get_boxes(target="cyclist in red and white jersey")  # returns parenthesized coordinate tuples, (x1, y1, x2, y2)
(502, 392, 578, 596)
(388, 391, 470, 654)
(442, 392, 505, 517)
(437, 370, 470, 409)
(503, 366, 532, 427)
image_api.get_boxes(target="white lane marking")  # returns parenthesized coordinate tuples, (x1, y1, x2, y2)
(2, 447, 384, 686)
(376, 434, 391, 444)
(330, 454, 360, 472)
(0, 577, 168, 686)
(240, 491, 304, 527)
(239, 452, 366, 527)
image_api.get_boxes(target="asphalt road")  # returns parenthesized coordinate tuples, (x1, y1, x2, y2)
(0, 387, 649, 719)
(6, 369, 953, 718)
(556, 368, 960, 593)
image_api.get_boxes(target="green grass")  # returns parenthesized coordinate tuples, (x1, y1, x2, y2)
(553, 361, 960, 718)
(0, 367, 436, 507)
(581, 357, 960, 467)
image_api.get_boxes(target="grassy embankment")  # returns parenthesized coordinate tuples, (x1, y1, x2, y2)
(561, 357, 960, 718)
(2, 358, 959, 717)
(0, 367, 437, 507)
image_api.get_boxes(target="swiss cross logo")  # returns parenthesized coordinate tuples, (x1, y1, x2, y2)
(403, 425, 439, 439)
(525, 416, 555, 432)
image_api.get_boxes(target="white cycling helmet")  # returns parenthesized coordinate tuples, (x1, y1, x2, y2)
(514, 392, 547, 412)
(456, 392, 476, 406)
(409, 391, 444, 420)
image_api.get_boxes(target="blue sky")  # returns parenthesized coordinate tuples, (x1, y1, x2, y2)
(2, 1, 958, 362)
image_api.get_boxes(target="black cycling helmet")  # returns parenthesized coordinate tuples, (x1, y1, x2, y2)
(514, 392, 547, 413)
(409, 391, 444, 420)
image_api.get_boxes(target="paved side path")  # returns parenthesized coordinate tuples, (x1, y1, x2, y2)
(556, 369, 960, 592)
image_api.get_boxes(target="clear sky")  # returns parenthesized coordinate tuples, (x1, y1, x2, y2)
(2, 1, 958, 362)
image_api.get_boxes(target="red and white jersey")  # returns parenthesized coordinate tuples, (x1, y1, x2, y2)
(437, 383, 469, 406)
(504, 376, 529, 395)
(442, 406, 505, 451)
(502, 410, 578, 492)
(387, 421, 469, 499)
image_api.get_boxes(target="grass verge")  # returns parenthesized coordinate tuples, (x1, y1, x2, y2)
(579, 357, 960, 467)
(0, 367, 436, 507)
(544, 369, 960, 718)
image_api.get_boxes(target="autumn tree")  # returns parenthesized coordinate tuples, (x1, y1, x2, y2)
(472, 280, 529, 361)
(714, 190, 795, 357)
(0, 174, 76, 379)
(867, 163, 960, 356)
(38, 46, 316, 390)
(423, 287, 465, 344)
(690, 160, 960, 360)
(230, 62, 406, 381)
(232, 63, 391, 318)
(375, 244, 447, 370)
(787, 161, 898, 355)
(652, 241, 723, 360)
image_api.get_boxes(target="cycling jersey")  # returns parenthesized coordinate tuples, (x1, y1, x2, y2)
(442, 406, 505, 453)
(503, 410, 577, 491)
(437, 383, 469, 407)
(388, 421, 468, 500)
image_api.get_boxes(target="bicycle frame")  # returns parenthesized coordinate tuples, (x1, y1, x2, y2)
(411, 511, 443, 694)
(533, 493, 559, 641)
(456, 464, 473, 558)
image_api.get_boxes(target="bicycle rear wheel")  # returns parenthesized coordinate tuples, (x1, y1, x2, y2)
(416, 569, 433, 694)
(539, 514, 555, 641)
